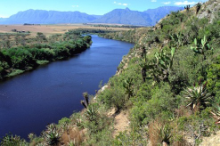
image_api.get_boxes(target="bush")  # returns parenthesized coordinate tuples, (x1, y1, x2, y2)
(0, 134, 27, 146)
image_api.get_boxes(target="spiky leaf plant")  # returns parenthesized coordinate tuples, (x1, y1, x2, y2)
(184, 82, 213, 112)
(211, 98, 220, 124)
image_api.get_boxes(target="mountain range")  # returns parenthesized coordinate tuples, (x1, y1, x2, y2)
(0, 6, 183, 26)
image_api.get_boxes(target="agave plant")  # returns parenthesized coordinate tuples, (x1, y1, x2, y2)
(80, 92, 89, 108)
(85, 105, 98, 122)
(45, 124, 60, 145)
(0, 134, 25, 146)
(210, 98, 220, 124)
(160, 124, 172, 146)
(184, 82, 213, 112)
(47, 124, 56, 132)
(150, 122, 172, 146)
(46, 131, 60, 146)
(210, 107, 220, 124)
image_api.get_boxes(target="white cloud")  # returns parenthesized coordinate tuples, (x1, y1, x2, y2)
(114, 1, 128, 6)
(151, 0, 157, 2)
(174, 1, 196, 5)
(0, 15, 8, 18)
(163, 1, 171, 5)
(72, 5, 79, 8)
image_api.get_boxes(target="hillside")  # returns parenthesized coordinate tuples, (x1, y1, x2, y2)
(1, 0, 220, 145)
(0, 6, 183, 26)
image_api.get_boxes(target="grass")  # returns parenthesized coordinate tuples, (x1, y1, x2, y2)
(6, 69, 24, 77)
(0, 24, 132, 37)
(36, 60, 50, 65)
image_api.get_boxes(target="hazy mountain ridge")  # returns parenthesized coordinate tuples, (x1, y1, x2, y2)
(93, 8, 152, 26)
(0, 6, 183, 26)
(2, 9, 99, 24)
(144, 6, 184, 25)
(94, 6, 183, 26)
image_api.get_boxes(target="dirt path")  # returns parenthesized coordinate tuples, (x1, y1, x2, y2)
(200, 131, 220, 146)
(112, 110, 130, 137)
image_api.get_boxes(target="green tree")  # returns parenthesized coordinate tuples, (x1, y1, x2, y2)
(36, 32, 47, 43)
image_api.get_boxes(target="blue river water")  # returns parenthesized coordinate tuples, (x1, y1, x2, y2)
(0, 35, 134, 139)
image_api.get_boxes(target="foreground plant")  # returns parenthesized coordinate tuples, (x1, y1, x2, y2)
(123, 77, 133, 98)
(80, 92, 89, 108)
(184, 81, 213, 112)
(190, 35, 214, 61)
(146, 47, 176, 83)
(184, 5, 190, 11)
(0, 134, 27, 146)
(45, 124, 60, 145)
(149, 121, 172, 146)
(46, 131, 60, 146)
(210, 98, 220, 124)
(196, 3, 202, 15)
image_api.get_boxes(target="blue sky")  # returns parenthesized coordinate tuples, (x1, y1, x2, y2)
(0, 0, 207, 18)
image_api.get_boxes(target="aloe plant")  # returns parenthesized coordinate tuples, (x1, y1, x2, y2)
(184, 82, 213, 112)
(85, 105, 99, 125)
(45, 124, 60, 146)
(196, 3, 202, 15)
(210, 98, 220, 124)
(80, 92, 89, 108)
(152, 123, 172, 146)
(139, 47, 149, 82)
(160, 124, 172, 146)
(46, 131, 60, 146)
(139, 61, 147, 82)
(184, 5, 190, 11)
(123, 77, 133, 98)
(211, 107, 220, 124)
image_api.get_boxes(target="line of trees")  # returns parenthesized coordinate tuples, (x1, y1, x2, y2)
(0, 32, 92, 80)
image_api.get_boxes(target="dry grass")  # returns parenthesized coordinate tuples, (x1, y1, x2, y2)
(60, 127, 85, 146)
(175, 106, 191, 118)
(149, 120, 163, 146)
(113, 110, 130, 137)
(0, 24, 131, 37)
(148, 120, 191, 146)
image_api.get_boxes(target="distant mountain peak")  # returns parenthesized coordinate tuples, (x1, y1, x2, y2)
(125, 7, 130, 11)
(0, 6, 183, 26)
(93, 6, 183, 26)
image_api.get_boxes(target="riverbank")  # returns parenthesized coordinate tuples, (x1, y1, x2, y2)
(0, 35, 133, 141)
(0, 35, 92, 81)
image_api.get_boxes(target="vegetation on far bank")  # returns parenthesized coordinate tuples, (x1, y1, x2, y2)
(0, 30, 92, 80)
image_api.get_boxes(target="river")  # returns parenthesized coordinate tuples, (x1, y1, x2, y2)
(0, 35, 134, 139)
